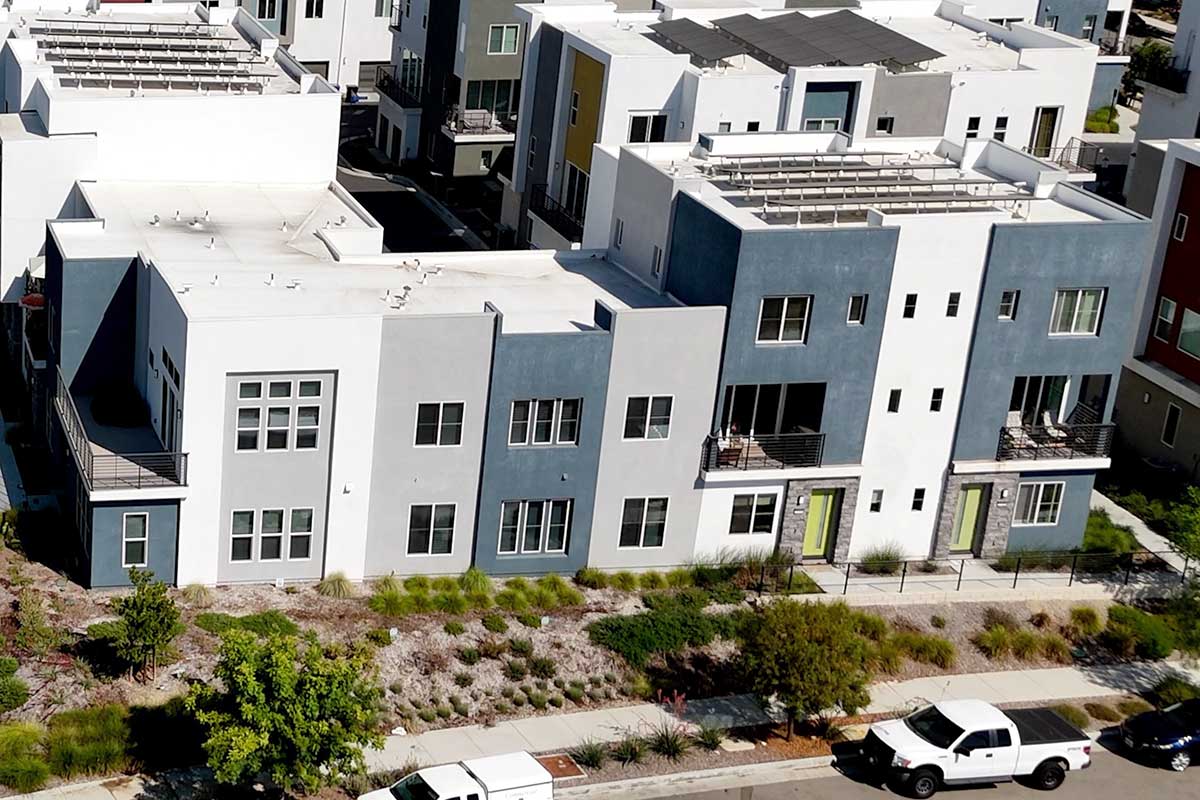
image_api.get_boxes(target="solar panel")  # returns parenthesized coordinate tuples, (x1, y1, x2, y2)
(647, 18, 746, 64)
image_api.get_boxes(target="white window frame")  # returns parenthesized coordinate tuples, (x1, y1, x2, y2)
(259, 508, 285, 562)
(235, 406, 261, 452)
(728, 493, 777, 535)
(414, 401, 465, 447)
(1082, 14, 1097, 40)
(965, 116, 981, 139)
(628, 112, 668, 143)
(508, 398, 581, 446)
(994, 116, 1008, 143)
(803, 118, 840, 132)
(296, 405, 320, 450)
(298, 379, 322, 398)
(122, 512, 148, 568)
(1155, 296, 1178, 342)
(230, 509, 255, 562)
(266, 406, 290, 450)
(875, 116, 894, 135)
(487, 24, 520, 55)
(1174, 213, 1189, 242)
(998, 289, 1020, 320)
(268, 380, 292, 399)
(407, 502, 457, 556)
(847, 294, 867, 325)
(1049, 288, 1105, 336)
(1012, 481, 1065, 526)
(497, 499, 572, 554)
(1162, 402, 1182, 448)
(304, 0, 323, 18)
(756, 295, 813, 343)
(238, 381, 262, 400)
(623, 395, 673, 441)
(869, 489, 883, 513)
(618, 496, 669, 548)
(1179, 308, 1200, 361)
(288, 508, 314, 561)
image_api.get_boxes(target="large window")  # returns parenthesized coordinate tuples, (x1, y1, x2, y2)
(408, 504, 455, 555)
(415, 402, 464, 446)
(260, 509, 284, 560)
(1013, 482, 1064, 526)
(564, 162, 588, 219)
(619, 498, 668, 548)
(487, 24, 519, 55)
(1009, 375, 1069, 425)
(1050, 288, 1105, 335)
(290, 509, 314, 559)
(230, 508, 314, 562)
(757, 296, 812, 343)
(122, 513, 148, 568)
(509, 399, 581, 446)
(629, 114, 667, 143)
(729, 494, 776, 534)
(623, 396, 672, 440)
(236, 378, 323, 453)
(231, 511, 254, 561)
(465, 79, 520, 117)
(1179, 308, 1200, 359)
(498, 500, 572, 554)
(1155, 297, 1177, 341)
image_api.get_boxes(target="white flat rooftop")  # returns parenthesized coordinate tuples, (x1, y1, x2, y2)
(49, 180, 675, 332)
(883, 17, 1023, 71)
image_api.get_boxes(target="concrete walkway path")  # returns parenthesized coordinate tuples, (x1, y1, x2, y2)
(1091, 489, 1190, 573)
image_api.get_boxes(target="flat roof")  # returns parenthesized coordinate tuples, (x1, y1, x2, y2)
(884, 17, 1022, 72)
(50, 180, 676, 331)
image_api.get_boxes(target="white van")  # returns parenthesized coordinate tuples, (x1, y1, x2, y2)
(360, 751, 553, 800)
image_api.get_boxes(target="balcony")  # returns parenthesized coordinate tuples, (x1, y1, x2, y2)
(996, 422, 1114, 462)
(529, 184, 584, 243)
(54, 369, 187, 493)
(443, 108, 518, 137)
(376, 65, 421, 109)
(1140, 59, 1191, 94)
(701, 432, 825, 472)
(1029, 137, 1102, 173)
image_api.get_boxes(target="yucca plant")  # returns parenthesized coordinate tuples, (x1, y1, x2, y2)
(568, 738, 608, 770)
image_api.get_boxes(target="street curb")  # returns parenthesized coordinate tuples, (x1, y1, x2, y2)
(556, 755, 834, 799)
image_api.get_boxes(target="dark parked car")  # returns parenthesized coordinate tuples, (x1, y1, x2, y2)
(1120, 699, 1200, 771)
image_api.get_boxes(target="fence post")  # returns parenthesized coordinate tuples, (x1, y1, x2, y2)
(899, 561, 908, 594)
(1012, 556, 1021, 589)
(1068, 554, 1077, 587)
(787, 563, 795, 594)
(1124, 552, 1133, 586)
(843, 561, 851, 595)
(957, 559, 964, 591)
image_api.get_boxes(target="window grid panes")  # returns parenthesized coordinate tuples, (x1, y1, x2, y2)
(848, 294, 867, 324)
(1179, 308, 1200, 359)
(757, 296, 812, 343)
(415, 402, 464, 446)
(946, 292, 961, 317)
(509, 399, 581, 445)
(122, 513, 148, 568)
(1163, 403, 1181, 447)
(289, 509, 313, 559)
(497, 500, 572, 554)
(266, 407, 290, 450)
(487, 24, 519, 54)
(729, 493, 777, 534)
(408, 504, 455, 555)
(619, 497, 668, 548)
(236, 407, 260, 451)
(999, 290, 1020, 320)
(1050, 288, 1105, 335)
(930, 387, 944, 412)
(260, 509, 284, 560)
(869, 490, 883, 512)
(231, 510, 254, 561)
(1013, 482, 1064, 526)
(623, 395, 673, 440)
(1155, 297, 1177, 341)
(903, 294, 917, 318)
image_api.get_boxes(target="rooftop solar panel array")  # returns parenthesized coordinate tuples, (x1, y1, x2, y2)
(646, 18, 746, 64)
(712, 10, 942, 69)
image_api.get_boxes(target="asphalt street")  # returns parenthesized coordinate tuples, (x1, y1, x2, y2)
(669, 746, 1200, 800)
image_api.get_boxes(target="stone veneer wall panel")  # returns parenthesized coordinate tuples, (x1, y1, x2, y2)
(779, 477, 860, 563)
(933, 472, 1020, 559)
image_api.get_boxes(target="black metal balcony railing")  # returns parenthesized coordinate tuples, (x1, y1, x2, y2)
(54, 367, 188, 492)
(1098, 34, 1132, 56)
(701, 432, 826, 472)
(375, 65, 421, 108)
(996, 422, 1115, 461)
(529, 184, 584, 243)
(1141, 59, 1192, 94)
(1029, 137, 1102, 172)
(445, 108, 518, 135)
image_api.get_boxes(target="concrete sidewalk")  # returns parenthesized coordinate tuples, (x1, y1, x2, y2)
(1091, 490, 1190, 573)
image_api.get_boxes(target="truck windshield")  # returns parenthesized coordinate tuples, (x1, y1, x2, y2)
(904, 706, 965, 749)
(390, 775, 438, 800)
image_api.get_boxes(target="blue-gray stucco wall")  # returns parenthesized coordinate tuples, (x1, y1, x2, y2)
(954, 217, 1149, 461)
(473, 323, 613, 575)
(1006, 470, 1095, 551)
(665, 193, 740, 307)
(1036, 0, 1108, 42)
(89, 500, 179, 588)
(800, 82, 858, 133)
(1089, 61, 1125, 111)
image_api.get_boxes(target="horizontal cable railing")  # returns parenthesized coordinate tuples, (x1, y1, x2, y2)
(53, 366, 93, 483)
(529, 184, 584, 243)
(1028, 137, 1102, 173)
(375, 64, 421, 108)
(701, 432, 825, 471)
(996, 422, 1115, 461)
(445, 108, 517, 134)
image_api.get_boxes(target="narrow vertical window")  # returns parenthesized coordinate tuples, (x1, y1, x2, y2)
(903, 294, 917, 318)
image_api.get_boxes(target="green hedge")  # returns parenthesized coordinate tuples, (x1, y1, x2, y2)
(1104, 605, 1175, 660)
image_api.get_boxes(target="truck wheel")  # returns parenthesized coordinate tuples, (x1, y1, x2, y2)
(1168, 751, 1190, 772)
(908, 769, 940, 799)
(1032, 761, 1066, 790)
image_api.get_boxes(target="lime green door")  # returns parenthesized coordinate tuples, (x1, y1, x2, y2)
(951, 485, 985, 553)
(803, 489, 840, 558)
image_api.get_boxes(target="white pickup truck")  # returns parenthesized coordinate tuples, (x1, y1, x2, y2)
(360, 752, 553, 800)
(856, 700, 1092, 799)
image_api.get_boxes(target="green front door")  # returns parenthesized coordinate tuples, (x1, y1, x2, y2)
(803, 489, 840, 558)
(951, 485, 985, 553)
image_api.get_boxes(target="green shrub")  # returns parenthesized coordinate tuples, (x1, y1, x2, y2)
(373, 574, 403, 594)
(417, 708, 436, 723)
(444, 621, 465, 636)
(549, 694, 564, 708)
(528, 657, 557, 680)
(180, 583, 213, 607)
(458, 648, 481, 666)
(564, 685, 585, 703)
(528, 586, 561, 611)
(638, 571, 666, 590)
(1105, 605, 1175, 659)
(454, 671, 474, 688)
(588, 598, 727, 668)
(516, 612, 542, 629)
(238, 610, 299, 637)
(611, 571, 639, 592)
(478, 639, 507, 660)
(930, 615, 947, 630)
(612, 734, 646, 765)
(494, 589, 529, 613)
(1084, 105, 1120, 134)
(504, 660, 528, 681)
(974, 626, 1012, 659)
(982, 607, 1020, 631)
(435, 705, 452, 720)
(511, 692, 527, 708)
(401, 591, 435, 615)
(892, 632, 956, 669)
(316, 571, 355, 598)
(647, 722, 691, 760)
(1040, 633, 1073, 664)
(695, 724, 725, 751)
(459, 567, 492, 596)
(1011, 630, 1041, 661)
(850, 611, 889, 642)
(869, 640, 902, 675)
(706, 583, 745, 605)
(1082, 510, 1138, 554)
(665, 568, 693, 588)
(508, 638, 534, 658)
(482, 614, 509, 634)
(433, 591, 469, 616)
(1069, 606, 1103, 638)
(404, 576, 430, 592)
(452, 700, 469, 717)
(1147, 675, 1200, 707)
(194, 612, 238, 635)
(466, 590, 493, 611)
(574, 568, 609, 589)
(0, 658, 17, 680)
(367, 589, 405, 617)
(1117, 698, 1154, 717)
(627, 673, 653, 700)
(0, 722, 43, 761)
(568, 738, 607, 769)
(431, 576, 457, 593)
(0, 677, 29, 713)
(46, 705, 131, 778)
(555, 584, 586, 607)
(0, 756, 50, 793)
(1051, 704, 1089, 730)
(365, 628, 392, 647)
(857, 542, 904, 575)
(1084, 702, 1121, 723)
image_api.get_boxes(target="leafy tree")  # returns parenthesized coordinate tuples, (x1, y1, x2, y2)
(186, 631, 384, 793)
(1123, 41, 1173, 97)
(1166, 486, 1200, 562)
(738, 600, 872, 738)
(111, 568, 183, 679)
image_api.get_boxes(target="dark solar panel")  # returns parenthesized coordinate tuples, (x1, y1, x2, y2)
(647, 18, 746, 62)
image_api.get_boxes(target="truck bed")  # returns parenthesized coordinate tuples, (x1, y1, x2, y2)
(1004, 708, 1089, 744)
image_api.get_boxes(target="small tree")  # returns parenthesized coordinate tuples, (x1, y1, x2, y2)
(111, 568, 183, 679)
(187, 630, 384, 793)
(1123, 40, 1173, 97)
(738, 600, 872, 738)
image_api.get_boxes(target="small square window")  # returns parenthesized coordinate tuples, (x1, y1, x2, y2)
(998, 290, 1020, 320)
(746, 121, 760, 132)
(930, 387, 944, 412)
(298, 380, 322, 397)
(848, 294, 867, 324)
(1174, 213, 1189, 242)
(888, 389, 901, 413)
(994, 116, 1008, 142)
(1155, 296, 1177, 342)
(946, 292, 961, 317)
(869, 490, 883, 513)
(912, 488, 925, 511)
(266, 407, 290, 450)
(718, 121, 732, 133)
(966, 116, 981, 139)
(903, 294, 917, 319)
(876, 116, 894, 135)
(238, 382, 262, 399)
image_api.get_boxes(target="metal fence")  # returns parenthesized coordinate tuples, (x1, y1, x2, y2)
(529, 184, 584, 243)
(996, 422, 1115, 461)
(701, 432, 825, 472)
